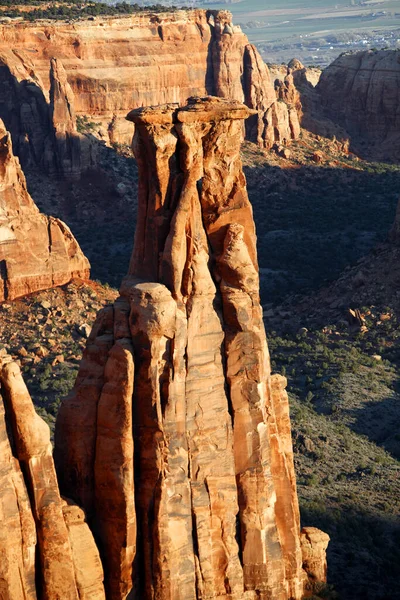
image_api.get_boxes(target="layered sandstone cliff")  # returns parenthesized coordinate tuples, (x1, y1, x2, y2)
(0, 10, 299, 153)
(0, 351, 105, 599)
(317, 49, 400, 160)
(0, 49, 91, 177)
(0, 118, 89, 301)
(55, 96, 327, 599)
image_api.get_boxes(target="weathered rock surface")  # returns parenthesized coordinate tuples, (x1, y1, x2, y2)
(0, 351, 105, 599)
(301, 527, 330, 590)
(317, 49, 400, 160)
(0, 49, 93, 177)
(272, 59, 350, 152)
(0, 10, 299, 152)
(49, 57, 85, 179)
(55, 96, 327, 599)
(0, 119, 89, 301)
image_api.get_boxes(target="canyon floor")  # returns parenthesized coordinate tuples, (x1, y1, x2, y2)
(3, 133, 399, 600)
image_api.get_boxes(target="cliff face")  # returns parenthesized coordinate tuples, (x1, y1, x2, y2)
(54, 96, 327, 600)
(0, 49, 91, 177)
(317, 50, 400, 160)
(0, 119, 89, 301)
(0, 10, 299, 152)
(0, 351, 105, 599)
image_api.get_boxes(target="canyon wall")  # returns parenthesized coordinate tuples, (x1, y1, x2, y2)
(317, 49, 400, 160)
(0, 9, 299, 157)
(0, 118, 89, 301)
(54, 96, 328, 600)
(0, 48, 94, 177)
(0, 351, 105, 599)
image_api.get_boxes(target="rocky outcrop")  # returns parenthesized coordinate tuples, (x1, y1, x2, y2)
(271, 58, 350, 151)
(0, 48, 50, 169)
(49, 57, 84, 179)
(301, 528, 330, 592)
(0, 351, 105, 599)
(0, 50, 92, 177)
(244, 45, 300, 147)
(317, 49, 400, 160)
(0, 119, 89, 301)
(55, 96, 327, 599)
(0, 10, 299, 152)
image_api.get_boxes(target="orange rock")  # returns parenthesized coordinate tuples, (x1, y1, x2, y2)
(0, 10, 300, 152)
(0, 353, 105, 599)
(0, 119, 90, 301)
(301, 527, 330, 587)
(55, 97, 328, 599)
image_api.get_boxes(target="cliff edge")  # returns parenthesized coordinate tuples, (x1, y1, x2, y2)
(0, 10, 300, 157)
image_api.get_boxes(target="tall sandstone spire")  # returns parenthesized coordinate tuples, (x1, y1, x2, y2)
(0, 351, 105, 599)
(55, 97, 328, 600)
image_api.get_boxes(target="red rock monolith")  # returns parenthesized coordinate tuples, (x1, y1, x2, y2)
(55, 96, 328, 599)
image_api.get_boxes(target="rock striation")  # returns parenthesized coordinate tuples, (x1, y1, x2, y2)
(0, 118, 89, 301)
(55, 96, 328, 599)
(0, 10, 299, 153)
(0, 350, 105, 599)
(316, 49, 400, 160)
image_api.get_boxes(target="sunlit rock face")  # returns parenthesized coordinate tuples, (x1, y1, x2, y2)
(0, 10, 299, 152)
(0, 352, 105, 600)
(55, 96, 328, 600)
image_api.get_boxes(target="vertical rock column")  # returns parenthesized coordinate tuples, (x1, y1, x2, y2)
(49, 57, 83, 179)
(183, 97, 303, 598)
(208, 10, 301, 149)
(0, 353, 105, 600)
(55, 96, 328, 600)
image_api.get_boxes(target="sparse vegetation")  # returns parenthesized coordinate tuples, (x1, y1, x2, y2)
(0, 1, 183, 21)
(76, 114, 97, 133)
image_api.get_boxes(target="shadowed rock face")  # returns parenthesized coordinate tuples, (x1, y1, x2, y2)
(0, 10, 299, 152)
(0, 351, 105, 600)
(0, 51, 93, 178)
(316, 50, 400, 160)
(49, 57, 85, 179)
(0, 119, 89, 301)
(55, 96, 328, 600)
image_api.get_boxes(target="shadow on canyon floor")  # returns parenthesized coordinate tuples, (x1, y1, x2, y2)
(24, 143, 400, 304)
(244, 158, 400, 304)
(302, 504, 400, 600)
